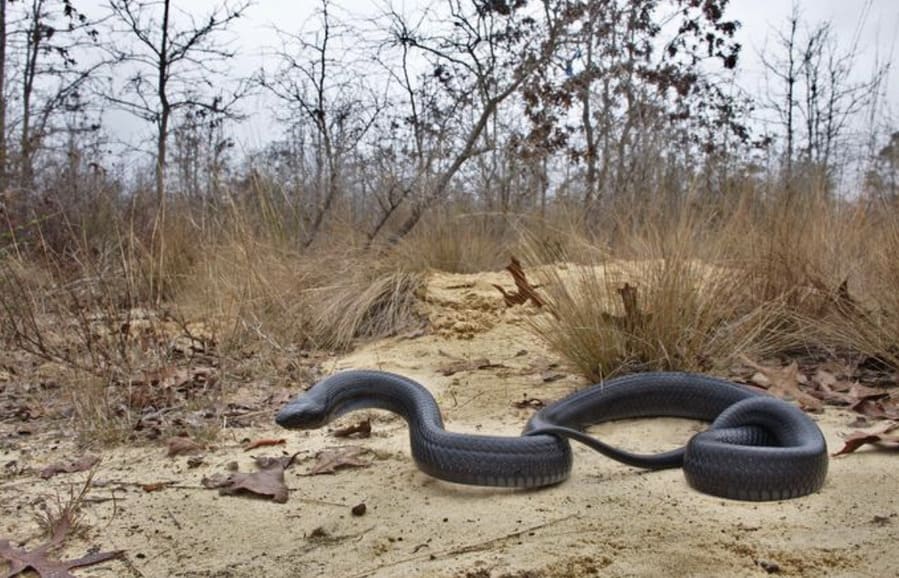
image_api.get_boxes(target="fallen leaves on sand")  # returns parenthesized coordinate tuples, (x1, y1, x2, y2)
(38, 455, 99, 480)
(202, 454, 299, 503)
(833, 421, 899, 456)
(0, 511, 122, 577)
(307, 446, 372, 475)
(332, 419, 372, 438)
(438, 357, 505, 376)
(242, 438, 286, 451)
(740, 356, 823, 412)
(165, 436, 205, 457)
(128, 365, 218, 410)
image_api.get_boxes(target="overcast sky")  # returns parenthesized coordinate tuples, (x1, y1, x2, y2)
(88, 0, 898, 153)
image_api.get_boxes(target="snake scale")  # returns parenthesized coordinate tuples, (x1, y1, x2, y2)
(276, 370, 828, 501)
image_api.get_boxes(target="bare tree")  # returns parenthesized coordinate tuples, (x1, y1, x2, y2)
(0, 0, 7, 193)
(760, 4, 801, 183)
(104, 0, 249, 299)
(105, 0, 250, 214)
(762, 3, 887, 192)
(370, 0, 568, 242)
(14, 0, 104, 190)
(260, 0, 381, 248)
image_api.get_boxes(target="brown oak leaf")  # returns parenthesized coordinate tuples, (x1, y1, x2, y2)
(307, 446, 372, 475)
(202, 454, 298, 503)
(833, 421, 899, 456)
(740, 356, 823, 412)
(0, 513, 122, 577)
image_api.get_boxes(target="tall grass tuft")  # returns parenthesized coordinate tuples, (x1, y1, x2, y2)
(527, 212, 792, 381)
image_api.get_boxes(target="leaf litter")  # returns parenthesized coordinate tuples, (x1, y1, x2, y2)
(202, 454, 299, 503)
(740, 356, 823, 412)
(38, 455, 99, 480)
(306, 446, 373, 475)
(833, 421, 899, 456)
(0, 483, 122, 577)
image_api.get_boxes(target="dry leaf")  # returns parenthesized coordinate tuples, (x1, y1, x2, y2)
(39, 455, 99, 480)
(242, 438, 286, 451)
(165, 436, 204, 457)
(203, 454, 298, 503)
(141, 482, 172, 492)
(848, 382, 889, 401)
(813, 369, 838, 390)
(307, 446, 371, 475)
(851, 398, 899, 420)
(332, 420, 372, 439)
(740, 357, 822, 412)
(833, 421, 899, 456)
(0, 512, 122, 577)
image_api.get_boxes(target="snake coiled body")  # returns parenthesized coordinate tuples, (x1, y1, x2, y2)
(276, 370, 828, 501)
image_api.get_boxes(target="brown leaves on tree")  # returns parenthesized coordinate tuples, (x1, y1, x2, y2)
(307, 446, 372, 476)
(0, 513, 122, 578)
(202, 454, 299, 503)
(833, 421, 899, 456)
(38, 455, 99, 480)
(493, 257, 545, 308)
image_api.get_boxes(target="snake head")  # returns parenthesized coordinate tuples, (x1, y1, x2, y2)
(275, 398, 328, 429)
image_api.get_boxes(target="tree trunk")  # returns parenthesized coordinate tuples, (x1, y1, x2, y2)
(0, 0, 7, 193)
(580, 12, 597, 215)
(20, 0, 44, 191)
(155, 0, 171, 210)
(152, 0, 172, 302)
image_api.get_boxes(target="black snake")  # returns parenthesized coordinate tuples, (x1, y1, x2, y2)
(276, 370, 828, 501)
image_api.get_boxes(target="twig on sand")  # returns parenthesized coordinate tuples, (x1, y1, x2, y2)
(351, 513, 579, 578)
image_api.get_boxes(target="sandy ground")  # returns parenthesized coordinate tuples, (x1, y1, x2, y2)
(1, 269, 898, 577)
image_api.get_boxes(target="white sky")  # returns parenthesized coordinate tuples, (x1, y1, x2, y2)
(85, 0, 898, 153)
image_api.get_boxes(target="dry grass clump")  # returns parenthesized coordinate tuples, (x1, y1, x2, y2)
(528, 215, 790, 381)
(726, 192, 868, 315)
(393, 212, 512, 273)
(805, 212, 899, 368)
(179, 229, 424, 354)
(2, 204, 425, 441)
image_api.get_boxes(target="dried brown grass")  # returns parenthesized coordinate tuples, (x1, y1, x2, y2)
(526, 211, 794, 380)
